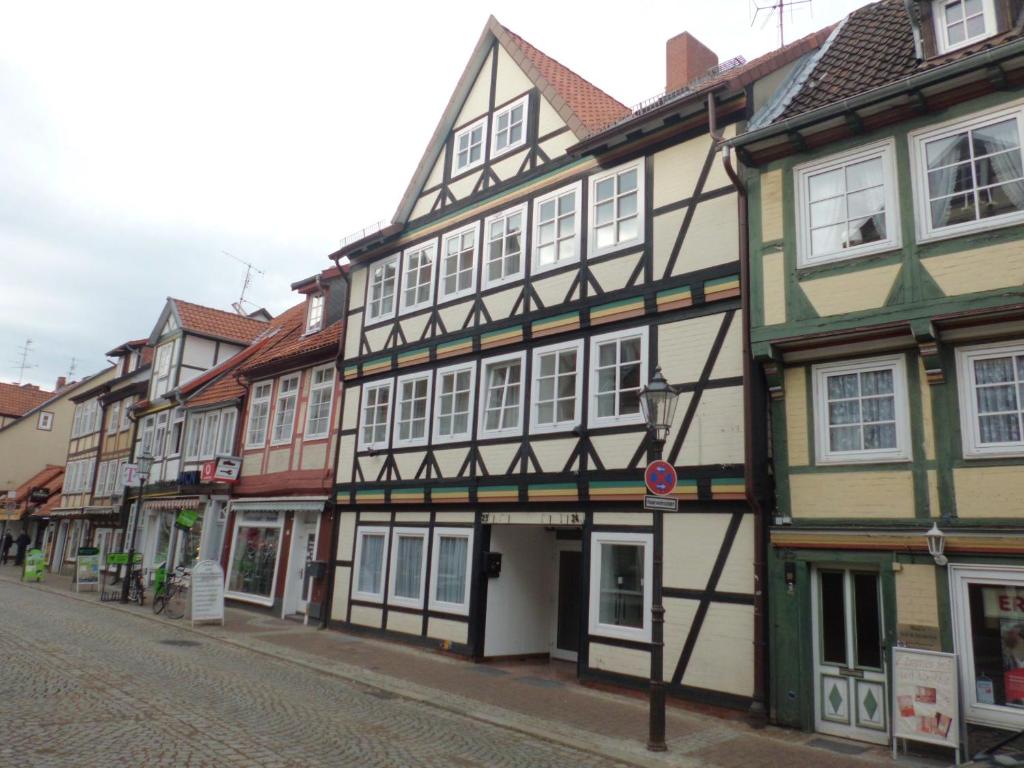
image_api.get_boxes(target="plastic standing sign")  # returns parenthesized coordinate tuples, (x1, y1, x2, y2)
(22, 549, 44, 583)
(190, 559, 225, 627)
(892, 647, 960, 762)
(75, 546, 100, 592)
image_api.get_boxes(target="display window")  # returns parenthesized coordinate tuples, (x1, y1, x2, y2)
(225, 510, 283, 606)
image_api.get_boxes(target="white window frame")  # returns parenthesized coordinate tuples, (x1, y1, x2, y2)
(303, 364, 335, 440)
(358, 379, 394, 451)
(812, 354, 912, 465)
(245, 381, 273, 449)
(910, 101, 1024, 243)
(438, 222, 480, 304)
(352, 525, 390, 604)
(216, 409, 236, 456)
(478, 351, 526, 439)
(185, 413, 203, 459)
(152, 342, 174, 398)
(794, 139, 901, 267)
(270, 374, 300, 446)
(428, 527, 474, 615)
(387, 527, 429, 609)
(364, 254, 399, 326)
(432, 362, 476, 445)
(956, 339, 1024, 458)
(932, 0, 997, 54)
(37, 411, 53, 431)
(491, 94, 529, 158)
(588, 160, 646, 258)
(588, 326, 649, 429)
(305, 294, 325, 334)
(106, 402, 120, 436)
(224, 510, 284, 607)
(199, 410, 221, 460)
(452, 116, 487, 176)
(482, 203, 527, 289)
(532, 180, 582, 275)
(399, 240, 437, 315)
(120, 398, 132, 431)
(530, 339, 585, 435)
(168, 407, 185, 457)
(589, 531, 653, 643)
(393, 371, 432, 449)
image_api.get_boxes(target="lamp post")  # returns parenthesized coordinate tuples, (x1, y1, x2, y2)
(638, 367, 681, 752)
(926, 523, 947, 566)
(120, 451, 153, 603)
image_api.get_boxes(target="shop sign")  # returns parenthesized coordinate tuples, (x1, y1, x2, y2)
(175, 508, 199, 530)
(896, 623, 942, 652)
(22, 549, 44, 583)
(983, 588, 1024, 621)
(479, 511, 582, 526)
(892, 647, 959, 758)
(75, 547, 100, 592)
(29, 488, 49, 503)
(191, 559, 225, 626)
(644, 495, 679, 512)
(120, 463, 142, 488)
(240, 510, 280, 524)
(106, 552, 142, 566)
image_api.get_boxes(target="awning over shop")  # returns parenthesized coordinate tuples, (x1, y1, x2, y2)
(84, 506, 119, 519)
(48, 507, 84, 519)
(141, 496, 203, 511)
(229, 497, 326, 514)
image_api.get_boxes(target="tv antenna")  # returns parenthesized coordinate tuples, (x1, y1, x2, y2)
(751, 0, 813, 48)
(67, 357, 77, 381)
(222, 251, 265, 316)
(11, 339, 37, 384)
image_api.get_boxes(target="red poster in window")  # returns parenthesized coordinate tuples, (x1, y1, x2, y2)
(1006, 668, 1024, 703)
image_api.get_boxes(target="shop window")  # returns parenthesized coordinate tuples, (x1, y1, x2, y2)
(226, 513, 282, 606)
(429, 528, 473, 615)
(353, 527, 389, 603)
(589, 531, 653, 642)
(388, 528, 427, 609)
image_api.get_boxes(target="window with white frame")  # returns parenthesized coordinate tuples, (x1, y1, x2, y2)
(589, 327, 648, 427)
(795, 140, 900, 266)
(304, 365, 335, 439)
(216, 410, 236, 455)
(933, 0, 996, 53)
(245, 381, 273, 448)
(152, 342, 174, 398)
(453, 116, 487, 174)
(433, 363, 475, 443)
(394, 372, 431, 448)
(912, 103, 1024, 241)
(957, 340, 1024, 457)
(140, 416, 155, 456)
(531, 339, 584, 434)
(107, 402, 120, 435)
(399, 241, 436, 314)
(37, 411, 53, 431)
(439, 224, 478, 302)
(359, 380, 393, 451)
(812, 355, 911, 464)
(156, 410, 171, 457)
(353, 526, 389, 603)
(185, 414, 203, 459)
(200, 411, 221, 459)
(120, 397, 133, 431)
(483, 205, 525, 288)
(305, 294, 324, 334)
(271, 374, 300, 444)
(492, 95, 528, 157)
(533, 181, 581, 272)
(388, 527, 428, 609)
(168, 407, 185, 456)
(429, 528, 473, 615)
(365, 256, 399, 324)
(589, 531, 653, 642)
(590, 161, 644, 257)
(480, 352, 525, 438)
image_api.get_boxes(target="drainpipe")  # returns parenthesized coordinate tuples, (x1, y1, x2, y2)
(709, 93, 768, 725)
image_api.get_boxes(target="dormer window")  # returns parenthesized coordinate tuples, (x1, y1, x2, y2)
(453, 117, 487, 175)
(306, 294, 324, 334)
(492, 95, 528, 157)
(933, 0, 995, 53)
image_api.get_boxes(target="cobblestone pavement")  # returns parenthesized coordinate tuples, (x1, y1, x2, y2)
(0, 580, 631, 768)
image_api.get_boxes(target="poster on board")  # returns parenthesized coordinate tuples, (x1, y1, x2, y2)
(191, 559, 225, 626)
(75, 546, 100, 592)
(892, 647, 959, 757)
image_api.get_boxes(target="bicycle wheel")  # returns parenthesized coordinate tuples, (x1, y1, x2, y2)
(164, 583, 187, 620)
(135, 583, 145, 606)
(152, 593, 165, 614)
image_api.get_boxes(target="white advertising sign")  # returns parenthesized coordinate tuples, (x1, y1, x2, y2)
(213, 457, 241, 483)
(191, 559, 225, 626)
(892, 647, 960, 759)
(120, 463, 141, 488)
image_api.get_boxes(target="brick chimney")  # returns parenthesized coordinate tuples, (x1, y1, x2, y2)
(666, 32, 719, 93)
(54, 376, 66, 390)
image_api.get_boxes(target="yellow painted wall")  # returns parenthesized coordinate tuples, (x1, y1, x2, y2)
(590, 253, 641, 293)
(784, 367, 810, 467)
(652, 133, 712, 209)
(531, 438, 576, 473)
(664, 513, 752, 592)
(663, 598, 754, 697)
(922, 240, 1024, 296)
(760, 169, 784, 243)
(351, 604, 383, 629)
(790, 471, 915, 518)
(652, 208, 686, 279)
(331, 566, 351, 619)
(590, 433, 644, 470)
(676, 195, 738, 274)
(954, 466, 1024, 518)
(385, 610, 422, 636)
(895, 563, 940, 629)
(588, 642, 649, 678)
(493, 45, 533, 106)
(800, 263, 901, 316)
(761, 250, 786, 326)
(428, 617, 468, 644)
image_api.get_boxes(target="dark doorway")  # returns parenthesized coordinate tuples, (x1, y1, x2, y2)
(556, 550, 581, 656)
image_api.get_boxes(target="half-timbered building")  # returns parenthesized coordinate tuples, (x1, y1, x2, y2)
(328, 17, 819, 709)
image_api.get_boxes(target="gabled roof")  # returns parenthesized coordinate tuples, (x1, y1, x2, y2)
(171, 298, 271, 345)
(105, 338, 149, 357)
(13, 464, 64, 501)
(241, 319, 342, 375)
(388, 16, 628, 229)
(0, 382, 54, 418)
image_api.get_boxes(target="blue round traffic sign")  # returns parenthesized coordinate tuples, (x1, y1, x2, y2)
(645, 460, 677, 496)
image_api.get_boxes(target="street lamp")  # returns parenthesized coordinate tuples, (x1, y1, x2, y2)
(120, 451, 153, 603)
(926, 523, 947, 566)
(638, 367, 680, 752)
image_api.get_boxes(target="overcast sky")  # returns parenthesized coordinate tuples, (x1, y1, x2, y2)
(0, 0, 870, 390)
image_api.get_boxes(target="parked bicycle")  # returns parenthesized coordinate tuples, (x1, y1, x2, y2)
(152, 564, 189, 620)
(126, 564, 145, 606)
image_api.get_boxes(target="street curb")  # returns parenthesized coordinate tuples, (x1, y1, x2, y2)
(2, 573, 698, 768)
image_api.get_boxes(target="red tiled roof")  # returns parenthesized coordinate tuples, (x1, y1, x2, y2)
(241, 319, 342, 374)
(500, 25, 630, 134)
(171, 299, 271, 345)
(0, 382, 54, 418)
(13, 465, 64, 501)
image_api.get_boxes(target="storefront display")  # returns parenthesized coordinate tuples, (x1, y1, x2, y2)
(226, 511, 282, 605)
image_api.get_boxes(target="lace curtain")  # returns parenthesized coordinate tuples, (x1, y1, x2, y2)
(974, 355, 1024, 443)
(435, 536, 468, 605)
(358, 534, 385, 594)
(393, 535, 423, 600)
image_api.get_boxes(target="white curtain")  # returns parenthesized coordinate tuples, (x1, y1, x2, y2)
(974, 356, 1022, 443)
(393, 536, 422, 600)
(358, 534, 385, 594)
(435, 536, 468, 605)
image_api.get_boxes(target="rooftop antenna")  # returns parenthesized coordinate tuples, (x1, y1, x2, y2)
(222, 251, 265, 316)
(751, 0, 813, 48)
(11, 339, 37, 384)
(67, 357, 77, 381)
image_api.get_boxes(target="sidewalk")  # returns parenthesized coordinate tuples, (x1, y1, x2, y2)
(0, 563, 931, 768)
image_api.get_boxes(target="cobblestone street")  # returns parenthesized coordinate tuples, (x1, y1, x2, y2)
(0, 580, 630, 768)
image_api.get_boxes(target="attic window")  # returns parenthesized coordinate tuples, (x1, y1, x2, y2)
(453, 117, 487, 175)
(492, 95, 528, 157)
(933, 0, 996, 53)
(306, 294, 324, 334)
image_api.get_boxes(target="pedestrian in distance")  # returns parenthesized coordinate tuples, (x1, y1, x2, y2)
(1, 532, 12, 565)
(14, 531, 30, 566)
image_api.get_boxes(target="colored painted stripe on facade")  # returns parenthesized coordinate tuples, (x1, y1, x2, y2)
(590, 297, 646, 326)
(527, 483, 578, 502)
(711, 478, 745, 500)
(703, 275, 740, 301)
(397, 348, 430, 368)
(656, 285, 693, 312)
(480, 326, 523, 350)
(532, 311, 580, 338)
(675, 479, 699, 498)
(355, 490, 386, 504)
(436, 337, 473, 359)
(343, 364, 360, 380)
(362, 356, 392, 375)
(770, 531, 1024, 555)
(478, 485, 520, 502)
(589, 481, 645, 500)
(431, 487, 470, 502)
(335, 491, 354, 505)
(392, 488, 425, 504)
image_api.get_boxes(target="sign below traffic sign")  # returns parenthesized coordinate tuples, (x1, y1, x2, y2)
(644, 460, 677, 496)
(644, 495, 679, 512)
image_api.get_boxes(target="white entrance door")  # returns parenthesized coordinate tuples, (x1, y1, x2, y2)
(550, 540, 582, 662)
(283, 514, 319, 618)
(812, 567, 889, 745)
